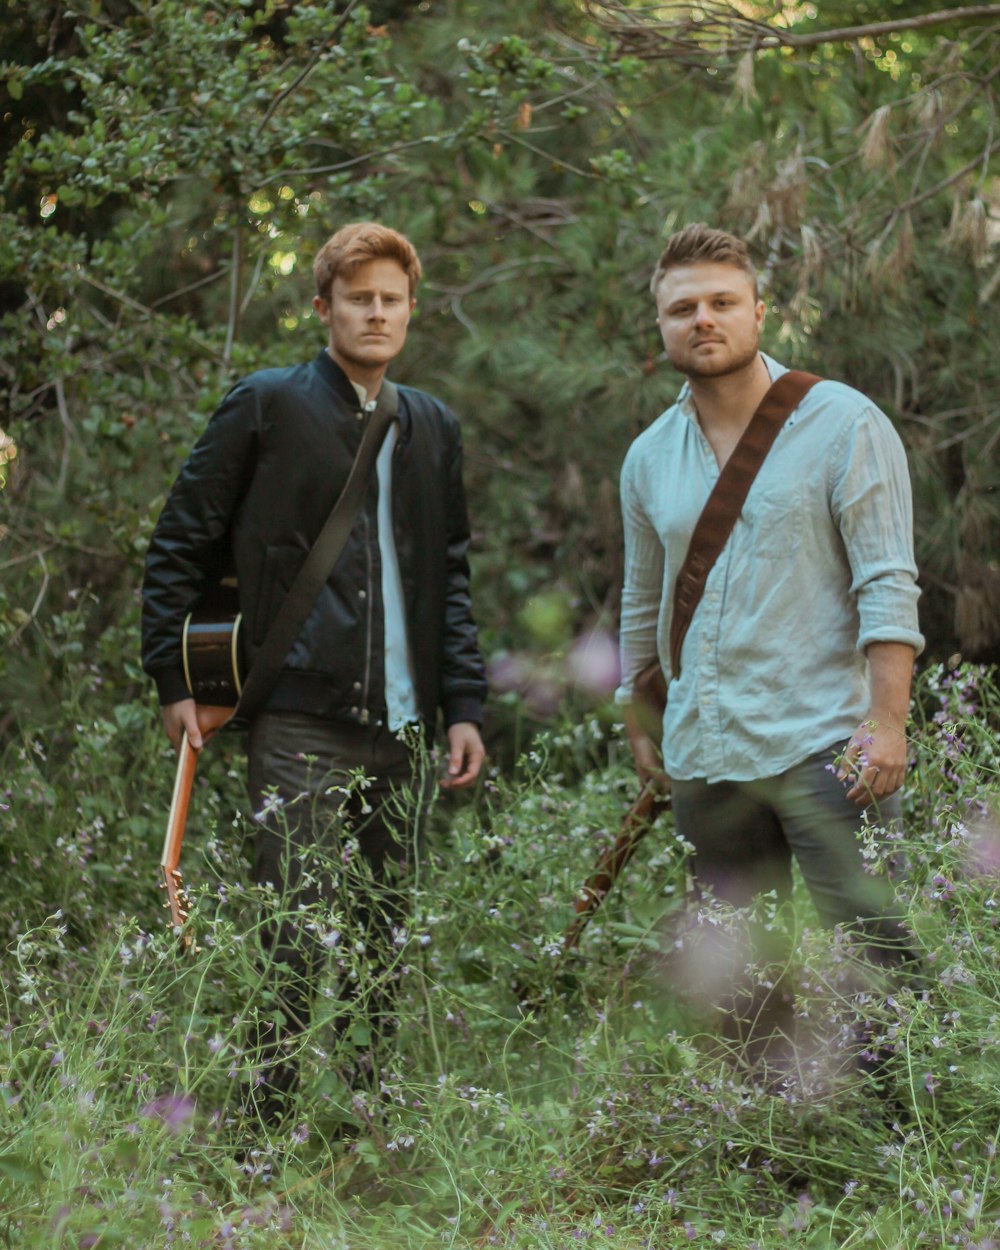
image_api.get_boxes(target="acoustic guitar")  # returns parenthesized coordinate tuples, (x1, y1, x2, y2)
(159, 582, 245, 945)
(181, 578, 245, 706)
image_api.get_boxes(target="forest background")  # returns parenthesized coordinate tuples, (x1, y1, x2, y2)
(1, 2, 999, 1248)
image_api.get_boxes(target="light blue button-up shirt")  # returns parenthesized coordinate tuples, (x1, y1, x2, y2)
(354, 384, 420, 731)
(616, 354, 924, 783)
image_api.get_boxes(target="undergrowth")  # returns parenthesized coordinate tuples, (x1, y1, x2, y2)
(1, 662, 998, 1248)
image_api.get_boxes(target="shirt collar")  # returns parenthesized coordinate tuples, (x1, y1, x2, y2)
(350, 378, 371, 408)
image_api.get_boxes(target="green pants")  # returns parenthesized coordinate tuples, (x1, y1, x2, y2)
(671, 743, 909, 944)
(669, 744, 916, 1068)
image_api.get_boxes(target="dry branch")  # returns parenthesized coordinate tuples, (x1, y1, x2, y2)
(587, 2, 1000, 64)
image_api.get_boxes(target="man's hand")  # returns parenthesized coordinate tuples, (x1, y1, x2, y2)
(162, 698, 205, 753)
(837, 640, 915, 807)
(162, 700, 233, 753)
(440, 721, 485, 790)
(837, 717, 908, 807)
(624, 705, 670, 792)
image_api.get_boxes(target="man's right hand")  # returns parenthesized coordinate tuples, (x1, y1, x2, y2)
(624, 705, 670, 791)
(629, 732, 671, 792)
(162, 698, 204, 753)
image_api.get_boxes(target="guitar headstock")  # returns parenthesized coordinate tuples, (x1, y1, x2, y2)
(160, 865, 199, 952)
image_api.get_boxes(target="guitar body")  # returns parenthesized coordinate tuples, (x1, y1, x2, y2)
(182, 580, 245, 707)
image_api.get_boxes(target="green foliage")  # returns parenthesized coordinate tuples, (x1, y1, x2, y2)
(1, 6, 1000, 1238)
(3, 0, 999, 748)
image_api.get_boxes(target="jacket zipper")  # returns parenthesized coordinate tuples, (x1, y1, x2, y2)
(359, 402, 376, 725)
(360, 507, 374, 724)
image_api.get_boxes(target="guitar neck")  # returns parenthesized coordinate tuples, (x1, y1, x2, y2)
(162, 731, 198, 876)
(158, 706, 234, 940)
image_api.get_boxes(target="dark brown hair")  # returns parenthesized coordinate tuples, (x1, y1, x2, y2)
(313, 222, 423, 301)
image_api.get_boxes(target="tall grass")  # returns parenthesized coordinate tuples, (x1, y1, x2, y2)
(1, 663, 998, 1248)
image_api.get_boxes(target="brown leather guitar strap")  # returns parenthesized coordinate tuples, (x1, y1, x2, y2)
(668, 369, 822, 676)
(562, 369, 822, 954)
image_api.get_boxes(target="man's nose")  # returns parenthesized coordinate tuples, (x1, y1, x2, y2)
(368, 297, 386, 318)
(693, 301, 714, 325)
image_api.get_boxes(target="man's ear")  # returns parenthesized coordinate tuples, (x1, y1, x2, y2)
(313, 294, 330, 323)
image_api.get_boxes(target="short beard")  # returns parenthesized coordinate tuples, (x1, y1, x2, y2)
(672, 340, 760, 381)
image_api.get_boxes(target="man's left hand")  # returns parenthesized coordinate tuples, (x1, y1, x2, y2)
(440, 721, 485, 790)
(837, 716, 908, 808)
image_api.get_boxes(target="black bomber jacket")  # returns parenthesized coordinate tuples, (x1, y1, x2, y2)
(141, 350, 487, 730)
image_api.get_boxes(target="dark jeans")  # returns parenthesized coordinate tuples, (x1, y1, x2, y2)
(669, 746, 916, 1069)
(244, 711, 429, 1123)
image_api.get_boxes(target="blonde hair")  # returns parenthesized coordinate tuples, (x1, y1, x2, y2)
(313, 222, 422, 300)
(650, 223, 758, 299)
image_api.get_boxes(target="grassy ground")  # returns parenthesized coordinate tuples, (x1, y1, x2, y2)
(1, 663, 998, 1248)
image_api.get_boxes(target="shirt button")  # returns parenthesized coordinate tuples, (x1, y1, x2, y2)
(353, 681, 362, 691)
(358, 589, 367, 599)
(350, 706, 359, 715)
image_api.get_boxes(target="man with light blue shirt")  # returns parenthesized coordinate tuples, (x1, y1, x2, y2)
(617, 223, 922, 1067)
(142, 223, 486, 1127)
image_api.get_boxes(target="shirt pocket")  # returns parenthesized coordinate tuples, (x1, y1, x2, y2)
(742, 479, 805, 560)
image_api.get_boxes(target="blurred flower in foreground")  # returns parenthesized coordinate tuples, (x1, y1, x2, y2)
(140, 1092, 195, 1132)
(566, 628, 621, 697)
(664, 911, 752, 1007)
(960, 813, 1000, 879)
(488, 627, 621, 716)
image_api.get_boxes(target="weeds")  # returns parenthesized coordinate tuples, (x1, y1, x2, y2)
(1, 663, 998, 1247)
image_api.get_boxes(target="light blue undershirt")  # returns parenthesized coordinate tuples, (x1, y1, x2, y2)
(353, 382, 420, 730)
(615, 353, 924, 783)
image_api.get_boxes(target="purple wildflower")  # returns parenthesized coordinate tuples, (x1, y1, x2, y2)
(141, 1092, 195, 1132)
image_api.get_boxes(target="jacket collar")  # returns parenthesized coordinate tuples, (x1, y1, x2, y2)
(313, 348, 411, 436)
(314, 348, 364, 407)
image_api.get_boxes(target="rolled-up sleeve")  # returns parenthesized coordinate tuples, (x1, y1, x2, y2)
(829, 404, 924, 656)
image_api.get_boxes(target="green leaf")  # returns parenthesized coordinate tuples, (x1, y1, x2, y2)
(0, 1153, 45, 1186)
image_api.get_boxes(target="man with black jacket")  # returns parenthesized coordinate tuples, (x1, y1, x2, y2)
(141, 222, 487, 1128)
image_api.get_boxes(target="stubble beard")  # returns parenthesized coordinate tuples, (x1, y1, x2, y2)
(672, 337, 761, 382)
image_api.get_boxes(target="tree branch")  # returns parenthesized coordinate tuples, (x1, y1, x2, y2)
(894, 135, 1000, 217)
(589, 2, 1000, 62)
(255, 0, 365, 136)
(224, 223, 243, 368)
(777, 6, 1000, 50)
